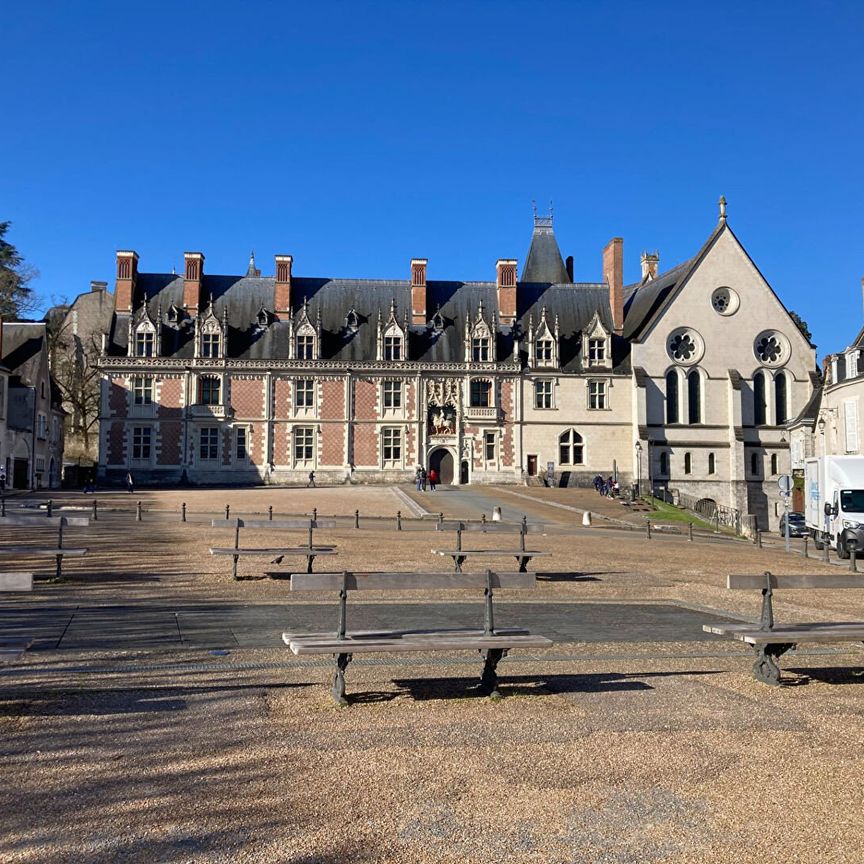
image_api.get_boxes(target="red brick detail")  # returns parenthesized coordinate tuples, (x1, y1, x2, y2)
(496, 259, 517, 324)
(320, 380, 344, 420)
(354, 379, 378, 420)
(107, 422, 126, 464)
(353, 425, 378, 466)
(274, 378, 292, 415)
(183, 252, 204, 313)
(249, 422, 266, 464)
(158, 378, 183, 419)
(109, 379, 128, 417)
(411, 258, 427, 325)
(273, 423, 290, 464)
(231, 377, 264, 417)
(222, 428, 233, 466)
(321, 425, 344, 466)
(158, 422, 181, 465)
(603, 237, 624, 334)
(115, 251, 138, 312)
(501, 380, 514, 467)
(275, 255, 292, 316)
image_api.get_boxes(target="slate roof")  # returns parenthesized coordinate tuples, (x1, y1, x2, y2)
(107, 272, 631, 373)
(0, 322, 47, 387)
(787, 384, 821, 428)
(521, 218, 569, 284)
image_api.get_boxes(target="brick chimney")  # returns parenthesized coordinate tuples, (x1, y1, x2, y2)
(640, 251, 659, 282)
(496, 259, 518, 325)
(274, 255, 293, 317)
(411, 258, 427, 325)
(115, 251, 138, 312)
(183, 252, 204, 313)
(603, 238, 624, 334)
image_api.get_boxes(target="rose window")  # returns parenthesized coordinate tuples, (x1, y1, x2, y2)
(754, 330, 789, 367)
(711, 286, 739, 316)
(667, 328, 704, 365)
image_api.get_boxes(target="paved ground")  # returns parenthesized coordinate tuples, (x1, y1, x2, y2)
(2, 485, 864, 863)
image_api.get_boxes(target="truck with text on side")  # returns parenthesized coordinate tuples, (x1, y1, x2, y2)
(805, 456, 864, 559)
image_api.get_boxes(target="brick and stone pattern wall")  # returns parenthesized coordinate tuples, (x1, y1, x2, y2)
(157, 377, 183, 419)
(249, 421, 266, 465)
(109, 377, 128, 418)
(273, 423, 290, 465)
(353, 425, 378, 467)
(501, 379, 514, 467)
(322, 425, 344, 466)
(274, 377, 292, 416)
(222, 428, 233, 466)
(231, 377, 265, 418)
(320, 379, 344, 420)
(158, 422, 182, 466)
(107, 421, 126, 464)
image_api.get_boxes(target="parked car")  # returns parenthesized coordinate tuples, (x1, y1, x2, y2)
(779, 511, 806, 537)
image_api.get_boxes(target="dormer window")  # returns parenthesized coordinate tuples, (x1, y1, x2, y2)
(168, 305, 180, 324)
(256, 307, 270, 328)
(528, 307, 559, 368)
(384, 335, 402, 361)
(588, 338, 606, 365)
(297, 334, 315, 359)
(292, 301, 319, 360)
(536, 339, 553, 364)
(202, 331, 221, 358)
(135, 330, 155, 357)
(472, 336, 490, 362)
(344, 309, 359, 335)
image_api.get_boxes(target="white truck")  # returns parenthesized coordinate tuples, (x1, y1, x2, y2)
(805, 456, 864, 558)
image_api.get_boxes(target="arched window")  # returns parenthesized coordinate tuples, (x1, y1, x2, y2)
(775, 372, 788, 425)
(558, 429, 584, 465)
(753, 371, 766, 426)
(659, 451, 669, 476)
(770, 453, 778, 475)
(751, 452, 760, 477)
(199, 375, 221, 405)
(684, 452, 692, 474)
(708, 453, 716, 475)
(665, 370, 679, 424)
(688, 370, 701, 424)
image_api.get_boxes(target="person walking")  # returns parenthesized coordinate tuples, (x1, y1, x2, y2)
(125, 471, 134, 494)
(415, 466, 423, 491)
(307, 471, 316, 488)
(428, 468, 438, 491)
(421, 467, 428, 491)
(0, 465, 6, 491)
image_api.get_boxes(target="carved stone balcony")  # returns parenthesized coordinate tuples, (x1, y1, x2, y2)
(188, 403, 229, 419)
(465, 406, 502, 421)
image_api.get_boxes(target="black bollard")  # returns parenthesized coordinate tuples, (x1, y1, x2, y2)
(803, 536, 808, 558)
(757, 530, 762, 549)
(1, 497, 5, 517)
(851, 547, 858, 573)
(354, 509, 360, 529)
(136, 501, 142, 522)
(268, 505, 273, 521)
(181, 502, 187, 523)
(225, 504, 230, 520)
(646, 521, 652, 540)
(92, 498, 98, 521)
(47, 499, 53, 518)
(823, 541, 830, 564)
(438, 512, 444, 524)
(312, 507, 317, 523)
(688, 522, 693, 542)
(396, 510, 402, 531)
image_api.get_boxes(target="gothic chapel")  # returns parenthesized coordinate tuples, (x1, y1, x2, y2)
(98, 200, 816, 528)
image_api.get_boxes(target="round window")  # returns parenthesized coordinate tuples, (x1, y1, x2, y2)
(711, 286, 740, 316)
(753, 330, 790, 367)
(667, 328, 704, 366)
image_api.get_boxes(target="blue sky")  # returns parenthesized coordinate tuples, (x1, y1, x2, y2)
(2, 1, 863, 356)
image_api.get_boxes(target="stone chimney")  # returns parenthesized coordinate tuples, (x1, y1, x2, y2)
(603, 238, 624, 334)
(410, 259, 427, 325)
(496, 259, 518, 325)
(640, 251, 659, 282)
(115, 251, 139, 313)
(183, 252, 204, 313)
(274, 255, 293, 317)
(90, 280, 108, 293)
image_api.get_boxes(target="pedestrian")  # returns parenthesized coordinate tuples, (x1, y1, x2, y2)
(125, 471, 134, 494)
(0, 465, 7, 491)
(415, 466, 423, 491)
(421, 467, 428, 491)
(307, 470, 316, 488)
(428, 468, 438, 491)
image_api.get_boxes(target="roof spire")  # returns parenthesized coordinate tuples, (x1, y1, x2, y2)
(718, 195, 727, 222)
(246, 250, 260, 278)
(522, 205, 568, 283)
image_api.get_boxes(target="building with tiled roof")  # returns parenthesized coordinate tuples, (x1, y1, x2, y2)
(96, 201, 817, 530)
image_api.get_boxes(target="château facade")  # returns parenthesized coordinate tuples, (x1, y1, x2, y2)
(97, 202, 817, 529)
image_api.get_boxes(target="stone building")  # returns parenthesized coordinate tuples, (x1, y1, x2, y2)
(96, 201, 816, 528)
(0, 320, 66, 489)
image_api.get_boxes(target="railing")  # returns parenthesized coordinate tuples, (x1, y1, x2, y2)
(465, 406, 501, 420)
(187, 404, 227, 418)
(673, 489, 741, 532)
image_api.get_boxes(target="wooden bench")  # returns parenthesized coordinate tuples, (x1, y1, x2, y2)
(431, 519, 549, 573)
(283, 569, 553, 705)
(209, 517, 337, 579)
(0, 517, 88, 581)
(703, 570, 864, 685)
(0, 571, 35, 663)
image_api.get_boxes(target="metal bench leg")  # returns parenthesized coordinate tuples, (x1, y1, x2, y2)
(453, 556, 465, 573)
(306, 555, 315, 574)
(478, 648, 505, 698)
(332, 652, 352, 706)
(752, 643, 795, 686)
(231, 555, 239, 581)
(516, 556, 528, 573)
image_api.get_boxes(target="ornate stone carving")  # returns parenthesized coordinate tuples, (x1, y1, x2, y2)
(426, 378, 460, 433)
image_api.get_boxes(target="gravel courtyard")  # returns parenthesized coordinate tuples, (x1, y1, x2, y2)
(1, 485, 863, 863)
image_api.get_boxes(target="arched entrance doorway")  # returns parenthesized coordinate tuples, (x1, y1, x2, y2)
(460, 460, 469, 485)
(12, 438, 30, 490)
(429, 448, 454, 485)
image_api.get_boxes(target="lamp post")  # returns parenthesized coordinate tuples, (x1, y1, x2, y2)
(634, 440, 642, 497)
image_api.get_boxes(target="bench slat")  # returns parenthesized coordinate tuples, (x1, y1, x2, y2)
(283, 626, 532, 641)
(290, 571, 537, 591)
(0, 547, 87, 556)
(728, 573, 864, 590)
(210, 518, 337, 529)
(435, 522, 543, 533)
(0, 572, 34, 592)
(431, 549, 548, 556)
(704, 623, 864, 642)
(0, 515, 90, 527)
(209, 546, 336, 556)
(285, 633, 553, 654)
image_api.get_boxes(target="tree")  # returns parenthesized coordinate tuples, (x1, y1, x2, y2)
(0, 222, 38, 319)
(789, 310, 812, 344)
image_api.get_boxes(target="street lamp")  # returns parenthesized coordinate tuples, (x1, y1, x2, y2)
(634, 440, 642, 497)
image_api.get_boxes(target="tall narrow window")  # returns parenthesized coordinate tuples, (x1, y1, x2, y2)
(471, 337, 490, 362)
(588, 338, 605, 365)
(199, 427, 219, 460)
(708, 453, 716, 475)
(470, 380, 491, 407)
(558, 429, 584, 465)
(135, 331, 155, 357)
(295, 379, 314, 408)
(684, 452, 692, 474)
(199, 375, 221, 405)
(485, 432, 496, 461)
(659, 451, 669, 476)
(133, 376, 153, 405)
(384, 335, 402, 361)
(536, 339, 553, 364)
(770, 453, 778, 475)
(381, 427, 402, 467)
(235, 427, 248, 461)
(751, 452, 760, 477)
(753, 371, 766, 426)
(588, 380, 607, 410)
(294, 427, 315, 463)
(534, 380, 553, 409)
(383, 380, 402, 409)
(688, 371, 701, 424)
(132, 427, 152, 460)
(296, 334, 314, 359)
(775, 372, 788, 425)
(202, 331, 221, 358)
(666, 370, 679, 423)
